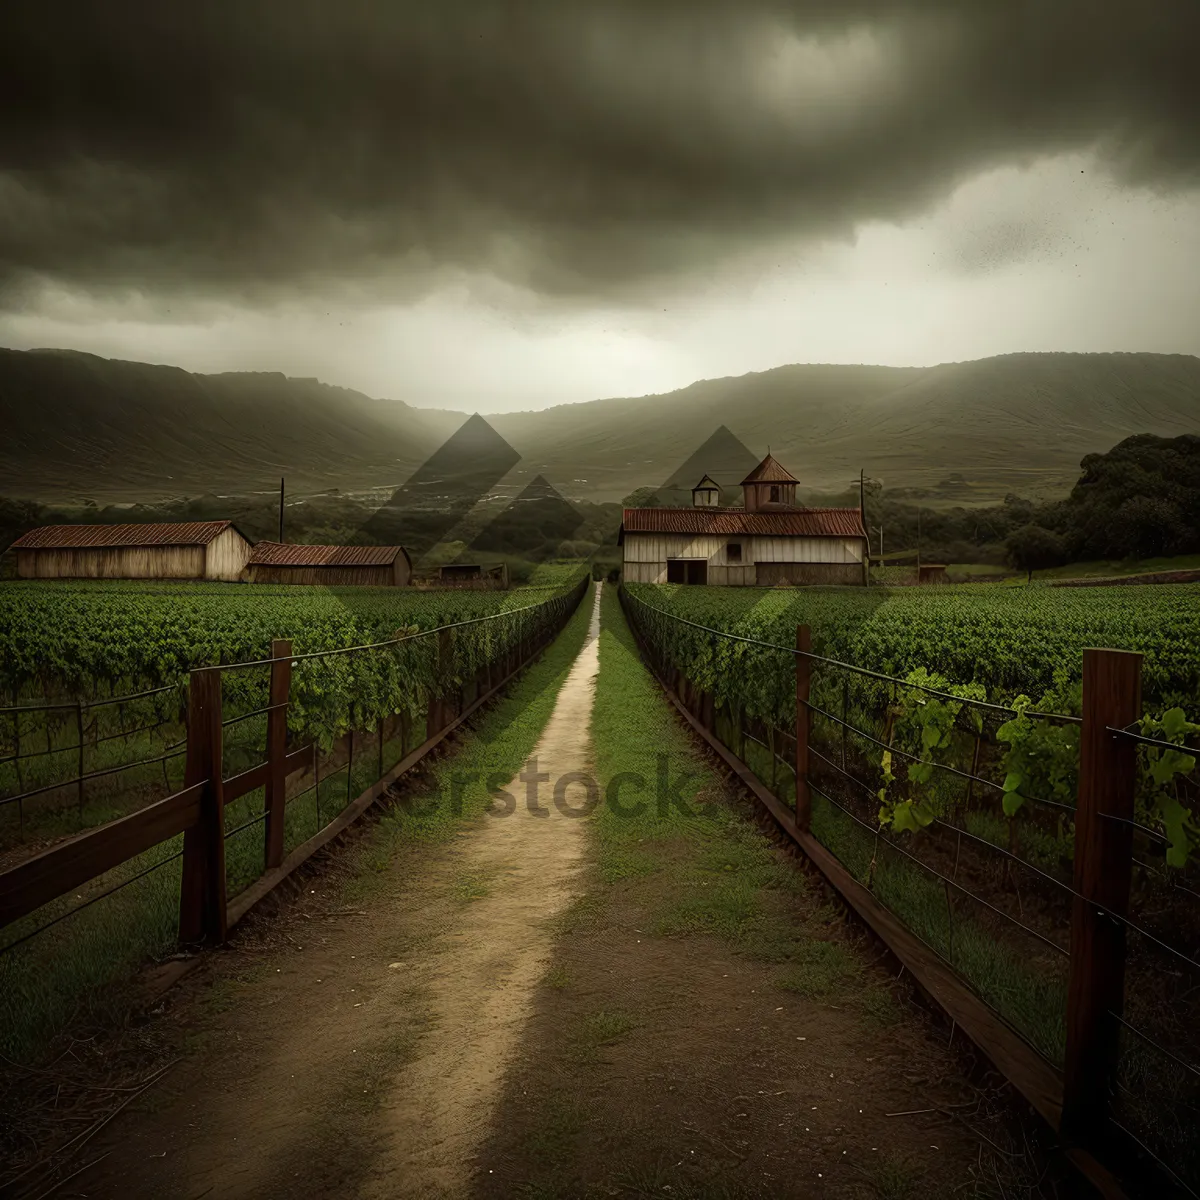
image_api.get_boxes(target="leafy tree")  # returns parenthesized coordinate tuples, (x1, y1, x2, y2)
(1005, 524, 1066, 581)
(621, 487, 662, 508)
(1110, 495, 1186, 558)
(1067, 433, 1200, 559)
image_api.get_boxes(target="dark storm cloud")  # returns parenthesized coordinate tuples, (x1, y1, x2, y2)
(0, 1, 1196, 308)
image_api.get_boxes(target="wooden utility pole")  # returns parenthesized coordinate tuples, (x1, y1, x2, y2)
(860, 469, 868, 587)
(278, 477, 285, 543)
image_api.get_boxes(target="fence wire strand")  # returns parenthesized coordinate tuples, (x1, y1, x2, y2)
(808, 780, 1071, 958)
(0, 849, 184, 958)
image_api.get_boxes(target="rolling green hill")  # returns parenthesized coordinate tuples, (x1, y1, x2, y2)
(490, 352, 1200, 503)
(2, 347, 1197, 505)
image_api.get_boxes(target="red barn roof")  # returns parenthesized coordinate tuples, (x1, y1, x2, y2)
(618, 507, 867, 542)
(248, 542, 410, 568)
(11, 521, 239, 550)
(740, 454, 799, 485)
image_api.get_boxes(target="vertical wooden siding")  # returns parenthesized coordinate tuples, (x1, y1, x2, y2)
(204, 528, 253, 581)
(18, 545, 206, 579)
(622, 533, 866, 585)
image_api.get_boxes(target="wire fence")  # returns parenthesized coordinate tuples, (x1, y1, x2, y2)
(0, 583, 587, 855)
(620, 584, 1200, 1195)
(0, 574, 589, 1065)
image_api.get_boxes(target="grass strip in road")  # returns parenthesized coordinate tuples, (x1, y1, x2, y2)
(589, 584, 825, 962)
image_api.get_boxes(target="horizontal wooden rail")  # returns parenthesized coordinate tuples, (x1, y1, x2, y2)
(0, 784, 203, 928)
(223, 746, 310, 804)
(223, 760, 271, 802)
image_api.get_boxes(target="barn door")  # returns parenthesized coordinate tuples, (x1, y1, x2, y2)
(667, 559, 707, 584)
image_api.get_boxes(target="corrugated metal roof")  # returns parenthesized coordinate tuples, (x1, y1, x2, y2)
(248, 541, 408, 568)
(740, 454, 799, 485)
(11, 521, 236, 550)
(620, 507, 867, 540)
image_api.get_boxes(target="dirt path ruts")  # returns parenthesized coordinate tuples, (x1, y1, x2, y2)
(361, 582, 601, 1197)
(83, 584, 603, 1200)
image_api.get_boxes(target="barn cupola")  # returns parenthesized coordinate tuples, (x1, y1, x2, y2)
(691, 474, 721, 507)
(740, 453, 799, 512)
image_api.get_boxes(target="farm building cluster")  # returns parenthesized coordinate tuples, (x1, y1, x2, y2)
(8, 521, 424, 586)
(14, 451, 880, 590)
(7, 522, 519, 588)
(619, 453, 870, 586)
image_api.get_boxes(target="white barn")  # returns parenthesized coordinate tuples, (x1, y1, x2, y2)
(619, 454, 868, 587)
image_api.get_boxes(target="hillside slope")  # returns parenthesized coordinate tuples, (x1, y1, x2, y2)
(0, 348, 460, 500)
(490, 352, 1200, 501)
(2, 347, 1197, 504)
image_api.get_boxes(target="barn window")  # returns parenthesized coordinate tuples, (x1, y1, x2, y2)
(727, 542, 742, 562)
(769, 485, 780, 502)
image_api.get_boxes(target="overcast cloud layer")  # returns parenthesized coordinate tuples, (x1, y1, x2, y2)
(3, 1, 1198, 306)
(1, 3, 1198, 408)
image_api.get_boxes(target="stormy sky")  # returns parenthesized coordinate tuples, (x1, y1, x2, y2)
(2, 1, 1198, 411)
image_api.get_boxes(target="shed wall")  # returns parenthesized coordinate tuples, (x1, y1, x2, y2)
(204, 527, 253, 581)
(750, 536, 863, 564)
(756, 562, 865, 586)
(17, 546, 206, 580)
(245, 564, 398, 586)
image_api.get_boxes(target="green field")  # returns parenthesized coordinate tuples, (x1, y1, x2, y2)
(625, 580, 1200, 712)
(0, 562, 586, 699)
(0, 565, 588, 850)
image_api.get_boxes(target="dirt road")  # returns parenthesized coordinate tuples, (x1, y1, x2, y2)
(73, 582, 1071, 1199)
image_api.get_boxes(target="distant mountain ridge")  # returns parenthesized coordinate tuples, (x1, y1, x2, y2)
(2, 346, 1197, 504)
(0, 348, 462, 500)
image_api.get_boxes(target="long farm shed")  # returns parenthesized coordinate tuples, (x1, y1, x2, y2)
(245, 541, 411, 586)
(10, 521, 252, 582)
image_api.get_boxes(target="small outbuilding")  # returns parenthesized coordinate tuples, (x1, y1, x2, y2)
(918, 563, 948, 585)
(10, 521, 252, 581)
(245, 542, 411, 586)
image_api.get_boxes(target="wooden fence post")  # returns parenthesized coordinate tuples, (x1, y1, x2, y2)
(795, 624, 812, 833)
(1061, 647, 1142, 1146)
(264, 639, 291, 870)
(178, 669, 227, 945)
